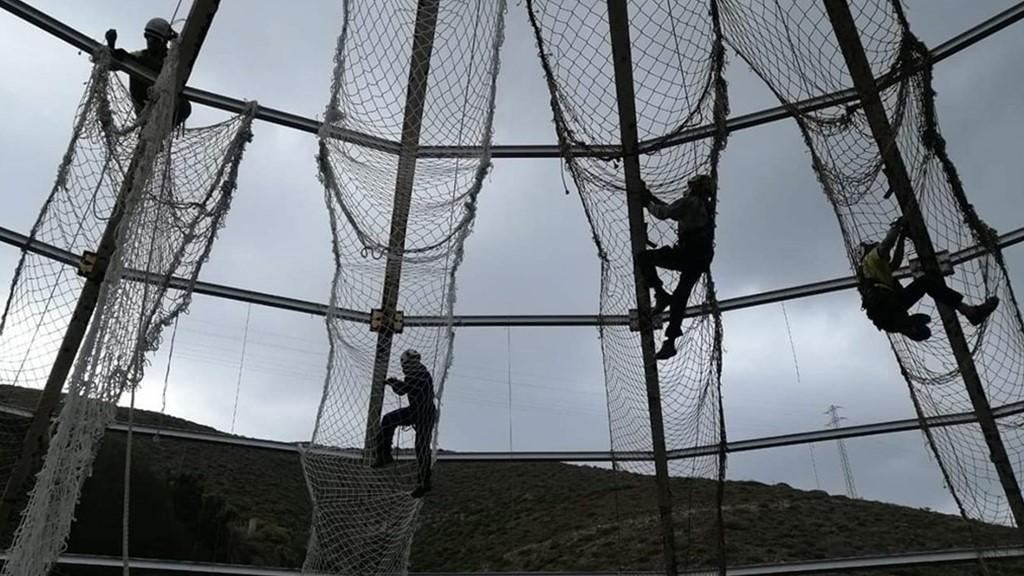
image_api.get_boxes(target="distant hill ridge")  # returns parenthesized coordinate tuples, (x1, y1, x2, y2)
(0, 385, 1019, 574)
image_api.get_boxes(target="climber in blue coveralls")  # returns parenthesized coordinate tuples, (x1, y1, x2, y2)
(637, 174, 718, 361)
(372, 349, 437, 499)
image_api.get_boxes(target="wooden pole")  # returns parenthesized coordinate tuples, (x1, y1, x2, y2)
(0, 0, 221, 536)
(823, 0, 1024, 529)
(364, 0, 440, 454)
(606, 1, 678, 574)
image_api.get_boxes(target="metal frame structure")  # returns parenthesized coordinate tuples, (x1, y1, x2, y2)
(1, 223, 1021, 327)
(3, 395, 1023, 463)
(1, 0, 1023, 159)
(4, 545, 1023, 575)
(2, 1, 1024, 574)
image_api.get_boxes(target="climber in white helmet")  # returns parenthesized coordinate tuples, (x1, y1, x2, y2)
(105, 17, 192, 128)
(372, 349, 437, 498)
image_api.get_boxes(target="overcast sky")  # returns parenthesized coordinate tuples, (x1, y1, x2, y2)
(2, 0, 1024, 520)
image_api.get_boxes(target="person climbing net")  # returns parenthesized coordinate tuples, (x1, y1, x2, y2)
(371, 349, 437, 499)
(637, 174, 718, 361)
(105, 17, 192, 129)
(856, 216, 999, 341)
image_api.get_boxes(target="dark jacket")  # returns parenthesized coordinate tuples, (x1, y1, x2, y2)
(112, 48, 191, 125)
(648, 194, 715, 256)
(390, 362, 435, 414)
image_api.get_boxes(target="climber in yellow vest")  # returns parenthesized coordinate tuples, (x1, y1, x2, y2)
(105, 17, 192, 128)
(857, 216, 998, 341)
(638, 174, 717, 361)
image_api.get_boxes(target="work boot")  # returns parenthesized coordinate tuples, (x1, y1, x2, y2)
(964, 296, 999, 326)
(652, 289, 672, 316)
(655, 339, 677, 361)
(410, 479, 432, 499)
(899, 313, 932, 342)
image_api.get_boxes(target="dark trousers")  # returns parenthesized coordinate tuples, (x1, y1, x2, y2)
(377, 405, 436, 485)
(637, 245, 711, 339)
(897, 276, 964, 310)
(865, 276, 965, 330)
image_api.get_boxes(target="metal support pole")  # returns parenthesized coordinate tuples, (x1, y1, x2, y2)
(824, 0, 1024, 529)
(364, 0, 440, 453)
(605, 1, 678, 574)
(0, 0, 220, 536)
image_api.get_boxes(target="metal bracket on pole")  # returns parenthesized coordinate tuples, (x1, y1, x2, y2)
(628, 309, 664, 332)
(910, 250, 953, 278)
(77, 251, 98, 278)
(824, 0, 1024, 530)
(370, 308, 405, 334)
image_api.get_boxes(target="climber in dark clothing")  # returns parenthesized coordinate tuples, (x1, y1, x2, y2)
(637, 174, 717, 361)
(105, 17, 192, 128)
(857, 216, 999, 342)
(372, 349, 437, 498)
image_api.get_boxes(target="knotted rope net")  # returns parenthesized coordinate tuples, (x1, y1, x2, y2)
(301, 1, 507, 574)
(0, 43, 256, 576)
(720, 0, 1024, 531)
(526, 0, 730, 570)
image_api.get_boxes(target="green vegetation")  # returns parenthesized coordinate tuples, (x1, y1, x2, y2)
(0, 385, 1020, 574)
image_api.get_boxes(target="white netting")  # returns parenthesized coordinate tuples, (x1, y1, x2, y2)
(0, 43, 256, 576)
(718, 0, 1024, 530)
(300, 1, 506, 574)
(526, 0, 729, 570)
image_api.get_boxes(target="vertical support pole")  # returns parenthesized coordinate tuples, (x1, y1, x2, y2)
(364, 0, 440, 453)
(606, 1, 678, 574)
(824, 0, 1024, 529)
(0, 0, 220, 536)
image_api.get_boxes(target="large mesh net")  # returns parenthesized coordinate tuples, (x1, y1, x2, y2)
(0, 44, 256, 576)
(718, 0, 1024, 530)
(526, 0, 730, 570)
(300, 1, 507, 574)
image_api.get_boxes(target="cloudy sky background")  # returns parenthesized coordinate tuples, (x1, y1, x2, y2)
(2, 0, 1023, 520)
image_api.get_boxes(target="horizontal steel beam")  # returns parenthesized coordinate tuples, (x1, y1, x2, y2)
(2, 224, 1021, 328)
(6, 545, 1022, 575)
(0, 226, 76, 266)
(2, 0, 1022, 158)
(3, 397, 1020, 463)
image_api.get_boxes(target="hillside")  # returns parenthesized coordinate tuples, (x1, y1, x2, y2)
(0, 385, 1020, 574)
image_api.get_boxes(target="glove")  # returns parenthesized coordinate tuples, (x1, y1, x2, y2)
(640, 186, 657, 207)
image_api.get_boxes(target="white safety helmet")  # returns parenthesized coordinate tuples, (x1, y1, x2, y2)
(400, 349, 421, 365)
(144, 17, 177, 42)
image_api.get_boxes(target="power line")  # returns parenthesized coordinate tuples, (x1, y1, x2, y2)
(809, 443, 822, 490)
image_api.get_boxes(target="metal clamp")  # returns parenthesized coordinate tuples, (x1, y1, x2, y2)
(78, 251, 98, 277)
(628, 308, 664, 332)
(909, 250, 953, 278)
(370, 308, 404, 334)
